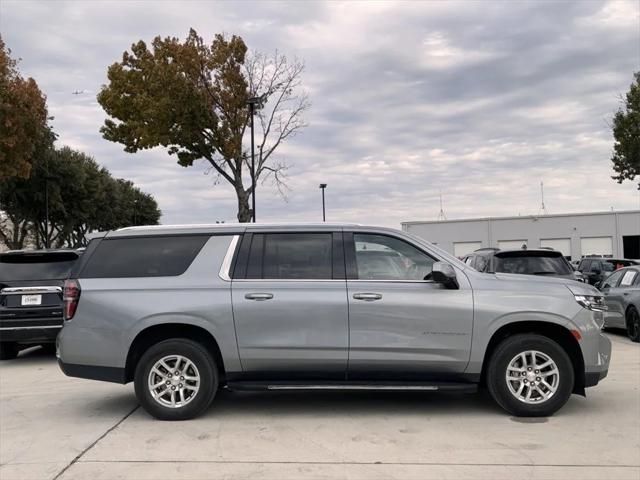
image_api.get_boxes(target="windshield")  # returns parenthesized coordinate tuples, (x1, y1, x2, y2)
(492, 254, 573, 275)
(0, 253, 78, 281)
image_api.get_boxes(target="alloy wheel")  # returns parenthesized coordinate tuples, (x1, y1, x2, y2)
(505, 350, 559, 404)
(147, 354, 200, 408)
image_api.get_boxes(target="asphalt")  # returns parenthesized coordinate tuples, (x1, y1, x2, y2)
(0, 331, 638, 480)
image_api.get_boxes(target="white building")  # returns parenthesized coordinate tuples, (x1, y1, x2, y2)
(402, 210, 640, 261)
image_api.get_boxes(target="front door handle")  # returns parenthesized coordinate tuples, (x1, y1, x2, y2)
(353, 293, 382, 301)
(245, 293, 274, 301)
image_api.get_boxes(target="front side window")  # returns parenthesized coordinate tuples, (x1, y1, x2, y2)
(620, 270, 638, 287)
(247, 233, 333, 280)
(602, 270, 624, 289)
(353, 234, 435, 281)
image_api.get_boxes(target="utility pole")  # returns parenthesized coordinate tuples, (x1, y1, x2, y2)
(319, 184, 327, 221)
(437, 190, 447, 221)
(538, 181, 549, 215)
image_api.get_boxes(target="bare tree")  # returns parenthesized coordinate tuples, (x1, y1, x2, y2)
(244, 50, 311, 198)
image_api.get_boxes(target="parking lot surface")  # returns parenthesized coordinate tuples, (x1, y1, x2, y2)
(1, 332, 638, 480)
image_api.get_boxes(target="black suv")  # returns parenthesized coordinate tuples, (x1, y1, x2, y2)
(0, 249, 80, 359)
(577, 257, 639, 286)
(462, 247, 581, 281)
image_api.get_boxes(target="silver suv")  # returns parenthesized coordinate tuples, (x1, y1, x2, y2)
(57, 224, 611, 420)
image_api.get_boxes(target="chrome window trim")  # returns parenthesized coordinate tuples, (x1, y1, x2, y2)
(218, 235, 240, 282)
(0, 326, 62, 331)
(232, 278, 343, 283)
(1, 286, 62, 295)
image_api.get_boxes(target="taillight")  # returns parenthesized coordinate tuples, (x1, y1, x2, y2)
(63, 279, 81, 321)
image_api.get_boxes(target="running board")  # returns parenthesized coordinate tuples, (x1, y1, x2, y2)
(226, 381, 477, 393)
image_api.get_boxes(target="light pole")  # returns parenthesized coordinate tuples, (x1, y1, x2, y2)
(246, 94, 268, 223)
(319, 183, 327, 222)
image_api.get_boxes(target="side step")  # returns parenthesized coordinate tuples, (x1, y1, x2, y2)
(226, 381, 477, 393)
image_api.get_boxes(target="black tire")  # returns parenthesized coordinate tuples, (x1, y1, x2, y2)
(486, 334, 574, 417)
(0, 342, 20, 360)
(134, 338, 218, 421)
(626, 307, 640, 343)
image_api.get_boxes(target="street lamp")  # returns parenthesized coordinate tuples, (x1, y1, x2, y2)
(247, 94, 268, 223)
(319, 184, 327, 222)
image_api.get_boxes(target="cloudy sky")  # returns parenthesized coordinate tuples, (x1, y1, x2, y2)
(2, 0, 639, 227)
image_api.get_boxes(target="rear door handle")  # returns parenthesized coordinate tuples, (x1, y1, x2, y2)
(244, 293, 274, 301)
(353, 293, 382, 301)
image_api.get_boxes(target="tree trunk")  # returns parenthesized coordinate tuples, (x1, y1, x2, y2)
(236, 186, 252, 223)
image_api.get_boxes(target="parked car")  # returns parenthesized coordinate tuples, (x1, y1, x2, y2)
(597, 265, 640, 342)
(462, 247, 583, 282)
(577, 258, 639, 286)
(57, 224, 611, 420)
(1, 249, 81, 359)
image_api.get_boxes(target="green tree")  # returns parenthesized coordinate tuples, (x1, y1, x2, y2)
(0, 146, 161, 249)
(611, 72, 640, 189)
(97, 29, 309, 222)
(0, 36, 54, 179)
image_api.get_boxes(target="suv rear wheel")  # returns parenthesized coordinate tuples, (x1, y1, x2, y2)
(0, 342, 19, 360)
(487, 334, 574, 417)
(134, 338, 218, 420)
(626, 307, 640, 343)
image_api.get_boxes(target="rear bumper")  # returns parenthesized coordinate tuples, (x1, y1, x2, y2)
(0, 325, 61, 343)
(57, 359, 126, 384)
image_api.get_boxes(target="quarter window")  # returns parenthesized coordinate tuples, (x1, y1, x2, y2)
(81, 235, 208, 278)
(353, 234, 435, 281)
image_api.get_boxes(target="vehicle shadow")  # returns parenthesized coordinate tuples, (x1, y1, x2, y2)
(202, 387, 505, 419)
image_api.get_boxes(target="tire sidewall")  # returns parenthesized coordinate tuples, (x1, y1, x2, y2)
(487, 334, 574, 417)
(134, 339, 218, 421)
(627, 307, 640, 343)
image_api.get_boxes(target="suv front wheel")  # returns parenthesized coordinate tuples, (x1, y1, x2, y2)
(134, 338, 218, 420)
(486, 334, 574, 417)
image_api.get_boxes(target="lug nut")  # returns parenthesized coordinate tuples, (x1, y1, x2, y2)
(178, 384, 183, 388)
(168, 373, 172, 378)
(171, 386, 176, 390)
(180, 376, 184, 381)
(528, 367, 532, 371)
(166, 381, 170, 385)
(536, 377, 541, 381)
(175, 371, 179, 375)
(535, 370, 539, 374)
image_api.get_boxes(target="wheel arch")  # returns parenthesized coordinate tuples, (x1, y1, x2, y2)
(480, 321, 586, 395)
(125, 323, 226, 384)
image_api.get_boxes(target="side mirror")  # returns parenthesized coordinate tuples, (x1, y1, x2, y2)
(432, 262, 459, 289)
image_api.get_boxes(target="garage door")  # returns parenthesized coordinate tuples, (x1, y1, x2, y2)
(540, 238, 571, 257)
(498, 240, 527, 250)
(581, 237, 613, 257)
(453, 241, 481, 257)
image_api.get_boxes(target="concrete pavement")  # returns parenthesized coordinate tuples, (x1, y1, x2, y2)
(1, 332, 638, 480)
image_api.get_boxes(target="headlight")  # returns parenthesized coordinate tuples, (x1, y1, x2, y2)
(574, 294, 607, 312)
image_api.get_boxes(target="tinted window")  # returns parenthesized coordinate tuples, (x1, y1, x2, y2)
(354, 234, 435, 280)
(492, 254, 572, 275)
(247, 233, 333, 280)
(81, 236, 208, 278)
(602, 270, 624, 289)
(0, 252, 78, 281)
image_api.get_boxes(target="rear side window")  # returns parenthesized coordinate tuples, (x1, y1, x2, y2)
(0, 252, 78, 282)
(245, 233, 333, 280)
(81, 235, 208, 278)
